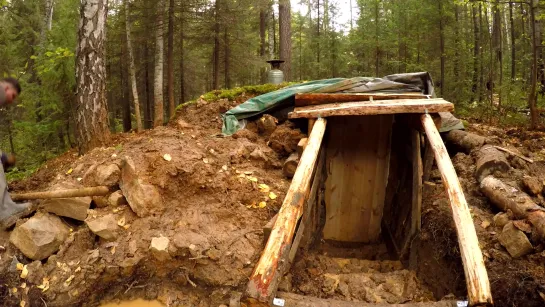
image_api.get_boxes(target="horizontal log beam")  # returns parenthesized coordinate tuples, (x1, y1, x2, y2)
(277, 292, 459, 307)
(289, 99, 454, 119)
(421, 114, 493, 307)
(295, 93, 427, 107)
(12, 186, 111, 201)
(244, 118, 327, 305)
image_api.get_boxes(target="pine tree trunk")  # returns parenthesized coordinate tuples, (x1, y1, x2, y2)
(454, 6, 460, 83)
(438, 0, 445, 96)
(375, 0, 379, 77)
(529, 0, 539, 129)
(121, 34, 131, 133)
(179, 1, 186, 105)
(492, 0, 503, 109)
(143, 42, 152, 129)
(154, 0, 165, 127)
(75, 0, 110, 154)
(279, 0, 291, 81)
(167, 0, 175, 118)
(224, 26, 230, 88)
(260, 5, 267, 84)
(509, 2, 516, 81)
(472, 4, 480, 101)
(213, 0, 220, 90)
(479, 4, 485, 102)
(125, 0, 142, 132)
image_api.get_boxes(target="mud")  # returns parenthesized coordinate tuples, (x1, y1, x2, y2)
(2, 91, 545, 307)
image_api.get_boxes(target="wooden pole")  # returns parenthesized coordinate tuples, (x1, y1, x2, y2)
(408, 129, 423, 269)
(421, 114, 493, 307)
(245, 118, 327, 305)
(12, 186, 111, 201)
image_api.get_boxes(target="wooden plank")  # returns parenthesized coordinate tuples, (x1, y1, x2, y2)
(297, 138, 308, 156)
(289, 98, 454, 119)
(323, 116, 393, 243)
(289, 149, 325, 263)
(422, 140, 435, 182)
(421, 114, 493, 307)
(408, 129, 423, 269)
(295, 92, 427, 107)
(244, 118, 327, 305)
(277, 292, 459, 307)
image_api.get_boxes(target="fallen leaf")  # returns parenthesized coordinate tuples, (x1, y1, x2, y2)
(110, 246, 116, 255)
(222, 165, 228, 171)
(123, 224, 131, 230)
(247, 176, 258, 182)
(20, 301, 26, 307)
(117, 217, 126, 227)
(258, 201, 267, 208)
(203, 158, 209, 164)
(64, 275, 75, 287)
(269, 192, 277, 200)
(66, 168, 73, 175)
(258, 184, 270, 193)
(20, 265, 28, 279)
(20, 282, 26, 289)
(16, 263, 24, 271)
(12, 287, 17, 293)
(481, 220, 491, 229)
(163, 154, 172, 161)
(37, 278, 50, 292)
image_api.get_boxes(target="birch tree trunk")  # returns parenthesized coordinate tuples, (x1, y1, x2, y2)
(154, 0, 165, 127)
(75, 0, 110, 154)
(279, 0, 291, 81)
(167, 0, 175, 118)
(125, 0, 142, 132)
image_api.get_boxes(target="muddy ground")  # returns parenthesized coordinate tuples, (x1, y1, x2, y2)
(0, 93, 544, 306)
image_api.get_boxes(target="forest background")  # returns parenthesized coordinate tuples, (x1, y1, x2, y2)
(0, 0, 542, 179)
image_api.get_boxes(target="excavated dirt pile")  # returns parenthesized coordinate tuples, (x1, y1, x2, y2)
(1, 88, 545, 307)
(0, 95, 304, 306)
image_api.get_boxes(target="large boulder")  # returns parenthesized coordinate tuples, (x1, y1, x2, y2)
(85, 214, 118, 241)
(83, 163, 121, 187)
(119, 156, 163, 217)
(42, 197, 91, 221)
(10, 213, 70, 260)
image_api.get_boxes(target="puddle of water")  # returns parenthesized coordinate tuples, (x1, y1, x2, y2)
(100, 299, 165, 307)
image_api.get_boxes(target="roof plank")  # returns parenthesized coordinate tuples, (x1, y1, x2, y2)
(294, 92, 427, 107)
(288, 98, 454, 119)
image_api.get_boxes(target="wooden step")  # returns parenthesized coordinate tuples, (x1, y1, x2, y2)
(276, 292, 459, 307)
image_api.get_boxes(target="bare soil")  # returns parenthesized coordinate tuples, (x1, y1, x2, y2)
(1, 93, 545, 307)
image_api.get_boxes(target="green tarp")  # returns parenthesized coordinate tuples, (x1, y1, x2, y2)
(221, 72, 463, 135)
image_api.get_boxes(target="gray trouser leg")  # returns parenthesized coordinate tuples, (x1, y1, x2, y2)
(0, 163, 31, 229)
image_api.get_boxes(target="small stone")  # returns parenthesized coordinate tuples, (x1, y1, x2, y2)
(108, 191, 127, 207)
(150, 236, 171, 261)
(92, 196, 110, 208)
(493, 212, 510, 228)
(85, 214, 118, 241)
(9, 213, 70, 260)
(522, 176, 542, 196)
(250, 148, 269, 162)
(256, 114, 277, 136)
(206, 247, 221, 261)
(42, 197, 91, 221)
(322, 273, 340, 294)
(498, 222, 534, 258)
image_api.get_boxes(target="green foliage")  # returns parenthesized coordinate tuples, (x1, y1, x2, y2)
(177, 82, 294, 109)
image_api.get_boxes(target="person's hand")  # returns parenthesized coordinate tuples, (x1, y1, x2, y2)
(1, 153, 16, 169)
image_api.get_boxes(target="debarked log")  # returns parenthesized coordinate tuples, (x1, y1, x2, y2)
(480, 175, 545, 241)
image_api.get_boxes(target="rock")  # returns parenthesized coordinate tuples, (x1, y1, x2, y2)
(42, 197, 91, 221)
(176, 119, 194, 130)
(83, 163, 121, 187)
(256, 115, 277, 136)
(120, 156, 163, 217)
(522, 176, 543, 196)
(92, 196, 110, 208)
(250, 148, 269, 162)
(498, 222, 533, 258)
(85, 214, 118, 241)
(172, 230, 210, 258)
(493, 212, 510, 228)
(108, 190, 127, 207)
(9, 213, 70, 260)
(322, 273, 340, 294)
(149, 236, 171, 261)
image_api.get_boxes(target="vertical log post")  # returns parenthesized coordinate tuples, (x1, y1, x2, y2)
(421, 114, 493, 307)
(408, 129, 423, 269)
(245, 118, 327, 305)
